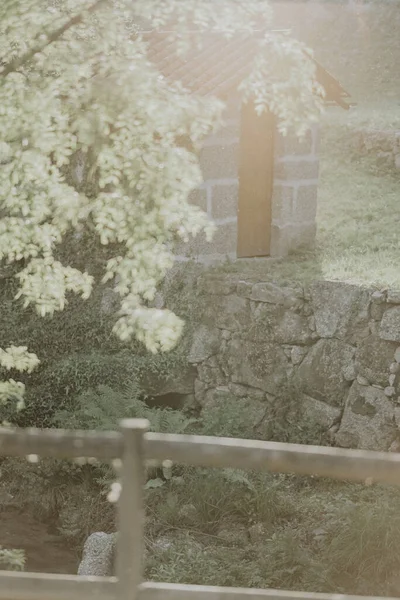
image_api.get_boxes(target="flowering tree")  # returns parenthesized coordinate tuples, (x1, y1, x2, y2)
(0, 0, 323, 406)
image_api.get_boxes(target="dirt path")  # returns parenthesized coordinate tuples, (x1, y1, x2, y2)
(0, 507, 78, 574)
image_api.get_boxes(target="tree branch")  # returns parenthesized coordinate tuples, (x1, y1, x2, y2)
(1, 0, 109, 78)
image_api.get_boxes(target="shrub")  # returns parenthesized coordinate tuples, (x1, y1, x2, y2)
(53, 384, 195, 434)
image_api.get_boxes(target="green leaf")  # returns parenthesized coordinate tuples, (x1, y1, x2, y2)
(145, 478, 165, 490)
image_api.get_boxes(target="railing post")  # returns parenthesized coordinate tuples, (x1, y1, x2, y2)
(116, 419, 149, 600)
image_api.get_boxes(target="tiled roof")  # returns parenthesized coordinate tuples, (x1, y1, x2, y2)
(144, 31, 351, 108)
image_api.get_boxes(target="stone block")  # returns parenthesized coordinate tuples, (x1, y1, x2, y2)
(201, 386, 231, 408)
(188, 188, 207, 213)
(228, 383, 266, 400)
(244, 302, 284, 343)
(236, 280, 254, 298)
(251, 282, 285, 304)
(356, 334, 398, 387)
(224, 336, 288, 396)
(371, 302, 387, 321)
(270, 222, 316, 257)
(211, 221, 238, 255)
(200, 143, 239, 180)
(197, 357, 226, 388)
(310, 281, 371, 342)
(271, 185, 294, 223)
(295, 185, 318, 222)
(269, 224, 291, 257)
(294, 338, 355, 406)
(291, 346, 308, 365)
(274, 129, 313, 157)
(380, 306, 400, 342)
(196, 273, 237, 295)
(188, 325, 220, 364)
(312, 126, 321, 154)
(290, 222, 317, 251)
(211, 184, 239, 219)
(274, 158, 319, 181)
(272, 310, 313, 345)
(300, 394, 342, 429)
(202, 294, 250, 332)
(194, 378, 207, 404)
(335, 382, 396, 451)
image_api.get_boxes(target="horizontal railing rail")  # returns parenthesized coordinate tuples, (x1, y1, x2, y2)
(1, 426, 400, 486)
(0, 572, 399, 600)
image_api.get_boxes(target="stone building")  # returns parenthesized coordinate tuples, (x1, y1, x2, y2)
(146, 31, 351, 262)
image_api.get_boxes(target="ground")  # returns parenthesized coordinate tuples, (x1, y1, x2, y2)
(316, 104, 400, 288)
(0, 507, 77, 574)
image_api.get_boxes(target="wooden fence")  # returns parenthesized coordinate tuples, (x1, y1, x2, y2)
(2, 419, 400, 600)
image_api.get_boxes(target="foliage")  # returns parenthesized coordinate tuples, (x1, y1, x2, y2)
(0, 0, 323, 359)
(0, 547, 25, 571)
(53, 384, 195, 433)
(0, 344, 39, 420)
(18, 343, 190, 427)
(198, 396, 263, 440)
(0, 254, 196, 428)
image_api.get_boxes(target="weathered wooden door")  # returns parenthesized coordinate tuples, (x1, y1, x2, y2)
(237, 102, 274, 258)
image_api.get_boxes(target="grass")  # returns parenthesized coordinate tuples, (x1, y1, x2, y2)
(315, 110, 400, 289)
(143, 466, 400, 595)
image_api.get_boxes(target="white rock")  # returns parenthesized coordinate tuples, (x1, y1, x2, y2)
(385, 386, 396, 397)
(291, 346, 308, 365)
(371, 290, 386, 303)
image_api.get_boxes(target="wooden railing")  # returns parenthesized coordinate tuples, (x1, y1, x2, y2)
(1, 419, 400, 600)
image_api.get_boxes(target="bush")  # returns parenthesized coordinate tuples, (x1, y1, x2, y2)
(0, 548, 25, 572)
(53, 384, 195, 434)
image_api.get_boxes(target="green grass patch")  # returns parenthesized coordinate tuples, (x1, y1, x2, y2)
(143, 467, 400, 595)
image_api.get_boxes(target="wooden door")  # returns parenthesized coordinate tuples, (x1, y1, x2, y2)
(237, 102, 274, 257)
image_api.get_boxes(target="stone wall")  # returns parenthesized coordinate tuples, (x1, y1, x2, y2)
(176, 101, 320, 262)
(351, 128, 400, 171)
(184, 272, 400, 452)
